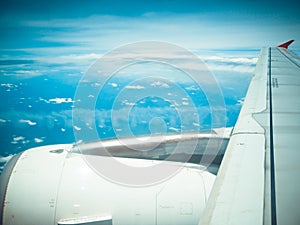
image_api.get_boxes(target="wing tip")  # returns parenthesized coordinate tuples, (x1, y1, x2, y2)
(277, 40, 294, 49)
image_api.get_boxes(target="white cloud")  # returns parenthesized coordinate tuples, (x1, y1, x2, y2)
(74, 125, 81, 131)
(34, 138, 44, 143)
(199, 55, 258, 73)
(1, 83, 14, 88)
(109, 82, 118, 87)
(0, 83, 19, 91)
(19, 119, 37, 126)
(150, 81, 170, 88)
(2, 69, 42, 77)
(48, 98, 74, 104)
(11, 136, 28, 144)
(40, 97, 74, 104)
(122, 100, 136, 106)
(185, 86, 200, 91)
(206, 62, 255, 73)
(13, 136, 25, 141)
(35, 53, 102, 66)
(60, 53, 101, 61)
(91, 82, 101, 87)
(203, 56, 258, 65)
(125, 85, 145, 90)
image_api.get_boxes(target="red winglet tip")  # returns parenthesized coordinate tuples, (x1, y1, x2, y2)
(277, 40, 294, 49)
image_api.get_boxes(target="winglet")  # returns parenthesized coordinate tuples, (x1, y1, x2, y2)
(277, 40, 294, 49)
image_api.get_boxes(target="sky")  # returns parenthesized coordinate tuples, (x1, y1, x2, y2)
(1, 0, 300, 52)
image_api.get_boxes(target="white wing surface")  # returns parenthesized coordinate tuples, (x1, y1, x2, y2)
(200, 40, 300, 225)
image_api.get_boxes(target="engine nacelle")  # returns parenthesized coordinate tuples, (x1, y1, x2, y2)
(1, 142, 215, 225)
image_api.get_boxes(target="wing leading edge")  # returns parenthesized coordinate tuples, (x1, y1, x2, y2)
(200, 42, 300, 225)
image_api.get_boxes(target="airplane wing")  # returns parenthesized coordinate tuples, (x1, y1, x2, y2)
(200, 40, 300, 225)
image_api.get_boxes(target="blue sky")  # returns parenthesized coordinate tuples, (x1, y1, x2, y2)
(1, 0, 300, 51)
